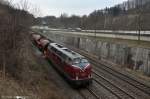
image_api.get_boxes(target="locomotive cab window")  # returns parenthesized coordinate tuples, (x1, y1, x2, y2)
(72, 58, 89, 67)
(73, 58, 80, 65)
(81, 58, 89, 63)
(66, 57, 72, 65)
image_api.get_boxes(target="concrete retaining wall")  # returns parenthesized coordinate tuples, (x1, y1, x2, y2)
(46, 32, 150, 76)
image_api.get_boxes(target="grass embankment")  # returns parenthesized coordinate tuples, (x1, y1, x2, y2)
(0, 43, 67, 99)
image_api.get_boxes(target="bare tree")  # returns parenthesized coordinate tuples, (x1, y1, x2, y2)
(18, 0, 30, 10)
(0, 0, 34, 79)
(30, 5, 42, 17)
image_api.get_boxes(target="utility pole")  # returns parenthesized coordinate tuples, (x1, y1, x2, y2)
(3, 51, 5, 80)
(94, 22, 96, 38)
(137, 0, 143, 43)
(138, 14, 141, 42)
(94, 12, 98, 38)
(104, 9, 107, 30)
(104, 15, 107, 30)
(94, 12, 98, 56)
(136, 0, 143, 42)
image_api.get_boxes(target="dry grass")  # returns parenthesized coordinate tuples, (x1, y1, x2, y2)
(0, 2, 67, 98)
(0, 44, 68, 99)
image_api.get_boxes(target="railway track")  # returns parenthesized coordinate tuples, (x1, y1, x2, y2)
(78, 70, 138, 99)
(62, 44, 150, 99)
(89, 59, 150, 95)
(93, 72, 135, 99)
(78, 87, 100, 99)
(93, 66, 150, 98)
(87, 87, 100, 99)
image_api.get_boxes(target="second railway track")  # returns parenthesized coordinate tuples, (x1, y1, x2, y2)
(93, 72, 135, 99)
(90, 59, 150, 95)
(63, 44, 150, 99)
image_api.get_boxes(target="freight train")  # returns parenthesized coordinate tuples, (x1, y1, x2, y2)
(31, 33, 92, 86)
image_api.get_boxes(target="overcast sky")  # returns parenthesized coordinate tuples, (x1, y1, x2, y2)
(12, 0, 127, 17)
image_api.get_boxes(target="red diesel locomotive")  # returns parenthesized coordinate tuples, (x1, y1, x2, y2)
(31, 33, 92, 85)
(45, 43, 92, 85)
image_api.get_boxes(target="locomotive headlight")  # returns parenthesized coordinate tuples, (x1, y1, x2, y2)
(76, 76, 79, 80)
(88, 74, 92, 78)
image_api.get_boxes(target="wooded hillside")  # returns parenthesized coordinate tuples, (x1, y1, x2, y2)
(35, 0, 150, 30)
